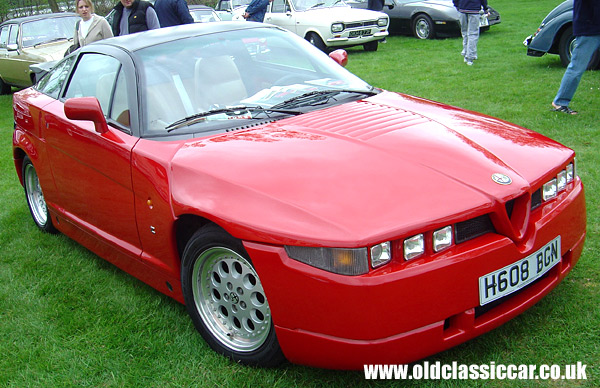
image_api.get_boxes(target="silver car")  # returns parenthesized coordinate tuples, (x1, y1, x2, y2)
(349, 0, 500, 39)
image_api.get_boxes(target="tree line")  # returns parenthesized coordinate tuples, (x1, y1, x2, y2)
(2, 0, 218, 22)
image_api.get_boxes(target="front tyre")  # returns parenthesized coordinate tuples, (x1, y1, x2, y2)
(181, 225, 284, 366)
(559, 25, 600, 69)
(306, 32, 327, 52)
(22, 156, 57, 233)
(363, 40, 378, 52)
(412, 14, 435, 39)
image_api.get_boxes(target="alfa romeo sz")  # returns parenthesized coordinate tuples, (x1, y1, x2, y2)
(12, 22, 586, 369)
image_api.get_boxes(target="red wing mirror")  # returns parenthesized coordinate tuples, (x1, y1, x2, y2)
(64, 97, 109, 134)
(329, 49, 348, 67)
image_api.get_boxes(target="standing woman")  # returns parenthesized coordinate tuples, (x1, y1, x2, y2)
(73, 0, 113, 49)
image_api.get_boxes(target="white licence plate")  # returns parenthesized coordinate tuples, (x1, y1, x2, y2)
(479, 236, 561, 305)
(349, 29, 373, 38)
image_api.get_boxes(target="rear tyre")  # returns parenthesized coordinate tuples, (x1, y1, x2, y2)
(181, 224, 285, 367)
(22, 156, 57, 233)
(412, 14, 435, 39)
(363, 40, 378, 52)
(307, 32, 327, 52)
(559, 25, 600, 70)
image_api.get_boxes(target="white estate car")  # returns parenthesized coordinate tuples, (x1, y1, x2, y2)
(265, 0, 389, 51)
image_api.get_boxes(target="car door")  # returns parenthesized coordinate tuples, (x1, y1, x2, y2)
(0, 24, 26, 86)
(42, 51, 142, 258)
(265, 0, 297, 34)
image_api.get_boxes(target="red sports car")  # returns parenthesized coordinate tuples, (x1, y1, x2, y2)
(12, 22, 586, 370)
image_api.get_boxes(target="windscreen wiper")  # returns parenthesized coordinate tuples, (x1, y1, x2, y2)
(271, 89, 378, 110)
(166, 106, 302, 132)
(34, 37, 68, 47)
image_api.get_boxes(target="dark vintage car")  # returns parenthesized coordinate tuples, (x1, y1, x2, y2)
(0, 13, 79, 93)
(348, 0, 500, 39)
(524, 0, 599, 69)
(13, 22, 585, 369)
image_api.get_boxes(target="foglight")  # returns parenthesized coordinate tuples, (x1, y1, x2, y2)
(433, 226, 453, 252)
(404, 234, 424, 260)
(370, 241, 391, 268)
(285, 246, 368, 275)
(542, 178, 557, 201)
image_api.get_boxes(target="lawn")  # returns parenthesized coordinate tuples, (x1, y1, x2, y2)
(0, 0, 598, 386)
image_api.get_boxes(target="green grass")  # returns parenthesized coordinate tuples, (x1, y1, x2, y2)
(1, 0, 598, 386)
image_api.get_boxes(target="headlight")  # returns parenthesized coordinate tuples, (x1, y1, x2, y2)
(285, 246, 368, 275)
(433, 226, 453, 252)
(404, 234, 424, 260)
(371, 241, 391, 268)
(377, 17, 388, 27)
(331, 23, 344, 33)
(542, 178, 557, 201)
(557, 170, 567, 191)
(566, 162, 574, 183)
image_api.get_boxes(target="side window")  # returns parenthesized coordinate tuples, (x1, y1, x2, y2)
(36, 56, 76, 99)
(64, 53, 120, 114)
(8, 25, 18, 47)
(271, 0, 287, 13)
(216, 0, 230, 11)
(108, 69, 130, 128)
(0, 26, 9, 49)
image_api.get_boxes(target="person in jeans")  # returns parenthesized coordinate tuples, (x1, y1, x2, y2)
(452, 0, 488, 66)
(551, 0, 600, 115)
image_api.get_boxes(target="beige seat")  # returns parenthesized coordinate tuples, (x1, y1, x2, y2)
(195, 56, 247, 108)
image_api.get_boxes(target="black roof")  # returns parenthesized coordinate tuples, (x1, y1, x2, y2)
(89, 21, 279, 52)
(0, 12, 78, 26)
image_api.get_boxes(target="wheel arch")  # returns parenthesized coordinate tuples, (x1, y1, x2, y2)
(549, 22, 572, 55)
(12, 147, 27, 186)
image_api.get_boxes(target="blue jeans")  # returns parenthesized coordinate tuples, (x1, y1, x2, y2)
(553, 35, 600, 107)
(459, 13, 480, 61)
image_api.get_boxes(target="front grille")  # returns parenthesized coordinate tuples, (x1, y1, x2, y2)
(346, 21, 378, 29)
(531, 188, 542, 210)
(455, 215, 496, 244)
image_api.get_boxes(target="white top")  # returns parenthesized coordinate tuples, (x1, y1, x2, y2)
(80, 16, 94, 38)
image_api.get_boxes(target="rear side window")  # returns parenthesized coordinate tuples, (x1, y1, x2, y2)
(36, 56, 75, 99)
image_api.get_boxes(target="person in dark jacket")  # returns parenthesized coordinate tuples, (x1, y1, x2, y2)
(111, 0, 160, 36)
(242, 0, 270, 22)
(551, 0, 600, 114)
(452, 0, 488, 66)
(368, 0, 384, 11)
(154, 0, 194, 27)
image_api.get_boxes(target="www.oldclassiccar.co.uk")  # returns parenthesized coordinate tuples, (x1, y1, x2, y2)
(363, 361, 588, 381)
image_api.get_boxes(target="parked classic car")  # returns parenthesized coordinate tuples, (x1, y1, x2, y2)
(214, 0, 250, 20)
(0, 13, 79, 93)
(214, 0, 389, 51)
(265, 0, 389, 51)
(348, 0, 500, 39)
(13, 22, 586, 369)
(524, 0, 599, 69)
(189, 5, 222, 23)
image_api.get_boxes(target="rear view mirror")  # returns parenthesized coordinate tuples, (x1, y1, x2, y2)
(64, 97, 109, 134)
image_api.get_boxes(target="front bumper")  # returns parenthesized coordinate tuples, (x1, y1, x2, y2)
(244, 180, 586, 370)
(326, 30, 388, 47)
